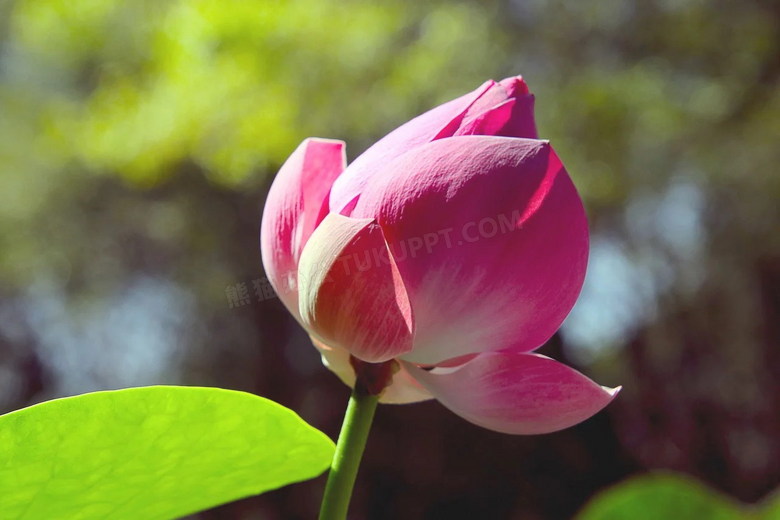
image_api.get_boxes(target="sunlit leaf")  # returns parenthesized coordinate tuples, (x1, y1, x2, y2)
(0, 386, 334, 519)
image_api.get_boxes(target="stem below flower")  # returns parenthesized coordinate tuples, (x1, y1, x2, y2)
(318, 386, 379, 520)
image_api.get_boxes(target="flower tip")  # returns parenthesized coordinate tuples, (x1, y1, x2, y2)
(300, 137, 348, 164)
(603, 385, 622, 398)
(302, 136, 347, 146)
(499, 75, 531, 97)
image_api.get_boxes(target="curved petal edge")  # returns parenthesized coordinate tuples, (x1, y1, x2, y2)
(260, 138, 346, 320)
(298, 213, 415, 363)
(406, 352, 619, 435)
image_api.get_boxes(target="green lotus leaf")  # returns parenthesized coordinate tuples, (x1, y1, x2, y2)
(0, 386, 334, 519)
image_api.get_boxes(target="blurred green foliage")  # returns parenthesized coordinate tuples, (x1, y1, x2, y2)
(1, 0, 505, 285)
(577, 473, 780, 520)
(4, 0, 505, 187)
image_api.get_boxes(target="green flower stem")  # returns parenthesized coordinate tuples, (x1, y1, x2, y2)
(318, 386, 380, 520)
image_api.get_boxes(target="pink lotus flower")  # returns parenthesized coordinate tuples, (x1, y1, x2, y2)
(261, 76, 619, 434)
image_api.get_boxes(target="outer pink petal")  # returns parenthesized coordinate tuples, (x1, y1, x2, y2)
(406, 352, 620, 434)
(311, 337, 433, 404)
(297, 213, 415, 363)
(329, 80, 496, 214)
(331, 77, 539, 215)
(352, 136, 589, 365)
(260, 138, 346, 320)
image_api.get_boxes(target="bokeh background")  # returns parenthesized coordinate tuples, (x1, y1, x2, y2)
(1, 0, 778, 518)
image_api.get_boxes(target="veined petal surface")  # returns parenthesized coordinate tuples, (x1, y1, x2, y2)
(353, 136, 588, 365)
(298, 213, 415, 363)
(407, 352, 620, 434)
(260, 138, 346, 320)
